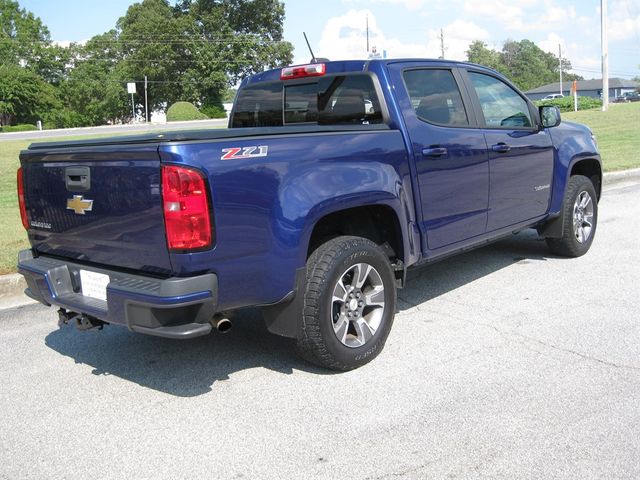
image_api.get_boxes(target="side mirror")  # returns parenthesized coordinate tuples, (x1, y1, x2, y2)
(539, 105, 561, 128)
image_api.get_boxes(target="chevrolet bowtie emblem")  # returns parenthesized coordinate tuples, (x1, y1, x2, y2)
(67, 195, 94, 215)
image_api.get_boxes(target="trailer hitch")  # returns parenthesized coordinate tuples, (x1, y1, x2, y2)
(57, 308, 106, 331)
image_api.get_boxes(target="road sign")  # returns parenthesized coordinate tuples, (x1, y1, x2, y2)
(127, 82, 136, 94)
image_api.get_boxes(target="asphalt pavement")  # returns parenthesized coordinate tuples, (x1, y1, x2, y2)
(0, 118, 228, 142)
(1, 179, 639, 479)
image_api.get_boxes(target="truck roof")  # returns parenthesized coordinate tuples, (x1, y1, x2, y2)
(244, 58, 498, 85)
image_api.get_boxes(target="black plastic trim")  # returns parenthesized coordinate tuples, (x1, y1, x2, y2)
(27, 124, 391, 151)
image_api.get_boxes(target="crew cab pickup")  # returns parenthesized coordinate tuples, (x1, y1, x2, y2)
(17, 59, 601, 370)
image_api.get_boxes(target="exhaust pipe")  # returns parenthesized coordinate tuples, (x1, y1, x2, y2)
(213, 316, 232, 334)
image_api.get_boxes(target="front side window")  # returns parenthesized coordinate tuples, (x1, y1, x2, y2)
(468, 72, 533, 128)
(402, 69, 469, 127)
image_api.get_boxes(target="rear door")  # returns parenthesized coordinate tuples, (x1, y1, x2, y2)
(389, 63, 490, 251)
(462, 69, 554, 231)
(20, 143, 172, 275)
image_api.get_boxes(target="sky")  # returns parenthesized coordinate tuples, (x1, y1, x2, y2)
(18, 0, 640, 80)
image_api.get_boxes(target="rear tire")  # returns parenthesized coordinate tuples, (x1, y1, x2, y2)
(546, 175, 598, 257)
(297, 236, 396, 371)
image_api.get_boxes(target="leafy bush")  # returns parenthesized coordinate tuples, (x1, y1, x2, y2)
(41, 109, 88, 129)
(535, 96, 602, 112)
(0, 123, 37, 133)
(200, 104, 227, 119)
(166, 102, 209, 122)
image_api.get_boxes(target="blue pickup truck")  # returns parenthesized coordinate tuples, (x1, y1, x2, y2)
(17, 59, 601, 370)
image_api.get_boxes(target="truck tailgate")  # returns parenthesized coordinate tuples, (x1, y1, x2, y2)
(20, 144, 172, 275)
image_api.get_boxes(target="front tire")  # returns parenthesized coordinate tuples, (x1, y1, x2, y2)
(546, 175, 598, 257)
(297, 236, 397, 371)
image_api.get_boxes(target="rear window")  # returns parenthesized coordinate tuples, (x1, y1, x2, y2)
(231, 74, 384, 128)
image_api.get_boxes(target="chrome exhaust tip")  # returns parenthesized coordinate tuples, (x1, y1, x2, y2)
(213, 317, 232, 333)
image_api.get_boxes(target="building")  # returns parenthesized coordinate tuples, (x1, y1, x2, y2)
(525, 78, 638, 101)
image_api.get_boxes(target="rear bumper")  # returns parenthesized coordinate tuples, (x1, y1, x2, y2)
(17, 250, 218, 339)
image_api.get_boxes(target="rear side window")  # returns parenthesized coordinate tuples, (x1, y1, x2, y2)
(402, 69, 469, 127)
(468, 72, 533, 128)
(230, 82, 283, 127)
(231, 74, 384, 128)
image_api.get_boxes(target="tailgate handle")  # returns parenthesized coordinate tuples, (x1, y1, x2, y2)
(65, 166, 91, 191)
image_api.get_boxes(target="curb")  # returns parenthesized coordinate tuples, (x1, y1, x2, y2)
(0, 273, 27, 299)
(603, 167, 640, 185)
(0, 168, 638, 305)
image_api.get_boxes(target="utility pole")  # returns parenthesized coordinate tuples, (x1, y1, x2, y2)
(144, 76, 149, 123)
(601, 0, 609, 111)
(366, 14, 369, 53)
(558, 44, 563, 95)
(439, 29, 445, 59)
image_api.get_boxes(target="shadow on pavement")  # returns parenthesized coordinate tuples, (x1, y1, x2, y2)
(45, 230, 554, 397)
(399, 229, 551, 310)
(45, 308, 330, 397)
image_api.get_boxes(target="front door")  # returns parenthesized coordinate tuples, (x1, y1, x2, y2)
(464, 70, 555, 231)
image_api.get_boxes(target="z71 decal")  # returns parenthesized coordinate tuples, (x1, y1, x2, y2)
(221, 145, 269, 160)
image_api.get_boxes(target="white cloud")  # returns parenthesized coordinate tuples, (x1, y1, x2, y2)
(426, 20, 491, 60)
(542, 5, 577, 23)
(537, 33, 565, 55)
(608, 15, 640, 42)
(569, 55, 601, 79)
(609, 0, 640, 39)
(463, 0, 531, 30)
(463, 0, 581, 32)
(317, 10, 430, 60)
(342, 0, 427, 10)
(53, 40, 87, 48)
(316, 11, 489, 62)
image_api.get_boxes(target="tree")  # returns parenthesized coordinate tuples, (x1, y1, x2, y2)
(466, 41, 506, 73)
(466, 38, 582, 91)
(0, 63, 55, 125)
(114, 0, 293, 111)
(0, 0, 68, 83)
(1, 0, 294, 127)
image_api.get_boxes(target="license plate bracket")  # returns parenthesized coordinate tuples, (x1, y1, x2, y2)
(80, 270, 110, 302)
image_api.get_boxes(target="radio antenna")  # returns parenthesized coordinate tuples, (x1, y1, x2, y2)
(303, 32, 317, 63)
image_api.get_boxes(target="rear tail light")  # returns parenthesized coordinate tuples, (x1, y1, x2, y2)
(161, 165, 213, 251)
(17, 167, 29, 230)
(280, 63, 326, 80)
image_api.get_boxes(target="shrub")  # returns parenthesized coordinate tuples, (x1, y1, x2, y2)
(0, 123, 37, 133)
(41, 109, 88, 129)
(166, 102, 209, 122)
(200, 104, 227, 119)
(535, 96, 602, 112)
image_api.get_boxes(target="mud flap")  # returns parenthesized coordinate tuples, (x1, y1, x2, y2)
(262, 267, 306, 339)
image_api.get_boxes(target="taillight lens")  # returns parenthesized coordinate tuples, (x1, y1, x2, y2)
(17, 167, 29, 230)
(161, 165, 213, 251)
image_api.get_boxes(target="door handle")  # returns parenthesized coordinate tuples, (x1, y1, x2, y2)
(65, 166, 91, 192)
(491, 143, 511, 153)
(422, 147, 448, 157)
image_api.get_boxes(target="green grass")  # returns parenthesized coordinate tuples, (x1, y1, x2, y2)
(0, 139, 30, 274)
(562, 102, 640, 172)
(0, 107, 637, 275)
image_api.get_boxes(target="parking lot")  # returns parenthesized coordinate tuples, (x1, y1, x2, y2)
(1, 178, 639, 479)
